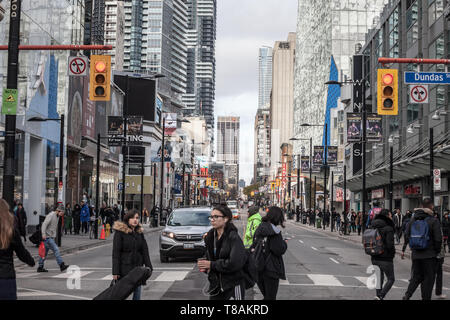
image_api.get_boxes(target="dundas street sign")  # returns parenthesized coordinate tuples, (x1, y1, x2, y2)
(404, 72, 450, 84)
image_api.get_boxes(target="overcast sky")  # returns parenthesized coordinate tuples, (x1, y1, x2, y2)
(215, 0, 298, 185)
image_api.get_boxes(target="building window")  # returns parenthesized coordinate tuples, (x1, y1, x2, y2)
(429, 33, 445, 72)
(428, 0, 444, 27)
(407, 104, 420, 123)
(429, 85, 446, 112)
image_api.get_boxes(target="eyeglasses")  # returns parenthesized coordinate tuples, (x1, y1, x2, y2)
(208, 215, 224, 220)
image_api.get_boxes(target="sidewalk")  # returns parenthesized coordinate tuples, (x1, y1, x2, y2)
(15, 224, 164, 268)
(288, 218, 450, 272)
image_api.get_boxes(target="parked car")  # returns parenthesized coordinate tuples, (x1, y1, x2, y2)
(232, 208, 240, 220)
(159, 207, 212, 263)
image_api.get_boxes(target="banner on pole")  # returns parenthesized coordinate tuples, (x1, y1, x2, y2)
(328, 146, 338, 166)
(126, 116, 144, 145)
(108, 116, 124, 146)
(301, 156, 310, 172)
(347, 113, 362, 142)
(163, 113, 177, 136)
(366, 113, 382, 143)
(313, 146, 324, 166)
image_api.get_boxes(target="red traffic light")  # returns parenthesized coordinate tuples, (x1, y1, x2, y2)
(95, 61, 106, 73)
(382, 73, 393, 85)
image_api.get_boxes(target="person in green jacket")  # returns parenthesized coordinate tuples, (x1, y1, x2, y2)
(244, 206, 262, 248)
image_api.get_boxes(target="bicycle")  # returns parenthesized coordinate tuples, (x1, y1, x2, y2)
(339, 223, 350, 236)
(89, 216, 103, 239)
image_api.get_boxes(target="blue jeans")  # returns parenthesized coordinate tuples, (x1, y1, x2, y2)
(132, 286, 142, 300)
(38, 238, 63, 268)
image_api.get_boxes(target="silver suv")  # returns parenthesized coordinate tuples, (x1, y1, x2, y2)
(159, 207, 212, 263)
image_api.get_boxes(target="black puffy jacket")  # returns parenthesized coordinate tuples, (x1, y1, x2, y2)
(0, 228, 35, 279)
(112, 222, 152, 278)
(370, 214, 396, 261)
(204, 224, 246, 293)
(252, 221, 287, 280)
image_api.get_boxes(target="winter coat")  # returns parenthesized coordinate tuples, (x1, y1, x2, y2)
(15, 208, 27, 237)
(0, 228, 35, 279)
(442, 217, 450, 237)
(252, 221, 287, 280)
(80, 204, 90, 223)
(64, 208, 72, 228)
(370, 214, 396, 261)
(204, 224, 246, 293)
(404, 208, 442, 260)
(112, 222, 152, 278)
(244, 212, 262, 248)
(393, 214, 403, 229)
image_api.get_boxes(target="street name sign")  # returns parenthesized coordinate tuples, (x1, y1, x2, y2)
(404, 72, 450, 84)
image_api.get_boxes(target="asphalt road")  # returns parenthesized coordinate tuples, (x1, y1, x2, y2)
(15, 209, 450, 300)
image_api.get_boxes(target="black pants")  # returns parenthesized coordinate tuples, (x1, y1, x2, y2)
(435, 258, 444, 296)
(210, 283, 245, 300)
(81, 222, 89, 234)
(372, 259, 395, 299)
(395, 228, 402, 244)
(257, 273, 280, 300)
(405, 258, 437, 300)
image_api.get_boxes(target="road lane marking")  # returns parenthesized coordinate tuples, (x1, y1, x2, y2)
(329, 258, 339, 264)
(311, 246, 318, 251)
(307, 274, 344, 287)
(154, 271, 189, 282)
(52, 271, 93, 279)
(17, 287, 91, 300)
(298, 240, 304, 244)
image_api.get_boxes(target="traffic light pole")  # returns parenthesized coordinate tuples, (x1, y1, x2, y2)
(3, 0, 21, 208)
(95, 133, 100, 239)
(160, 117, 166, 225)
(362, 80, 367, 217)
(323, 123, 328, 217)
(121, 75, 129, 220)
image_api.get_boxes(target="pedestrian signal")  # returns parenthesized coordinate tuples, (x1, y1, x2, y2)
(377, 69, 398, 115)
(90, 55, 111, 101)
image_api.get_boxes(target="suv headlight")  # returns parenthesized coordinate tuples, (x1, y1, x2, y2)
(162, 231, 175, 239)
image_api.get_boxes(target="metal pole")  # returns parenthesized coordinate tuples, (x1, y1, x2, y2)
(314, 176, 317, 211)
(430, 127, 434, 202)
(344, 164, 347, 214)
(56, 114, 65, 246)
(153, 163, 156, 209)
(362, 80, 367, 216)
(297, 155, 300, 211)
(310, 138, 312, 211)
(389, 145, 393, 213)
(121, 75, 129, 220)
(182, 163, 185, 206)
(160, 117, 166, 225)
(323, 123, 328, 216)
(140, 159, 144, 223)
(331, 171, 334, 232)
(3, 0, 22, 208)
(94, 133, 100, 239)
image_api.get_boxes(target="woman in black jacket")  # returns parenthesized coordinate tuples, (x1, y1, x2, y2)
(112, 210, 152, 300)
(251, 206, 288, 300)
(0, 199, 35, 300)
(72, 203, 81, 235)
(370, 209, 396, 300)
(198, 205, 246, 300)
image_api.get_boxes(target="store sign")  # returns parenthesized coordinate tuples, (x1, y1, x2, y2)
(404, 183, 422, 197)
(371, 188, 384, 199)
(393, 184, 403, 199)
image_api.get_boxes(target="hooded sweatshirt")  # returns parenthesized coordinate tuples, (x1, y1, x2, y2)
(370, 214, 396, 261)
(244, 212, 262, 248)
(404, 208, 442, 260)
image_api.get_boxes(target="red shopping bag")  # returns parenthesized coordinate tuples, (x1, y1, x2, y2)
(38, 241, 46, 259)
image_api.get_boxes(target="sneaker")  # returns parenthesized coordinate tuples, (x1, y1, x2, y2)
(37, 267, 48, 273)
(374, 296, 383, 300)
(402, 295, 410, 300)
(59, 263, 69, 272)
(436, 294, 447, 299)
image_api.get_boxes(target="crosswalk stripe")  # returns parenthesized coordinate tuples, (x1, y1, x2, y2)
(52, 271, 93, 279)
(311, 246, 318, 251)
(279, 279, 290, 285)
(307, 274, 344, 287)
(299, 240, 304, 244)
(153, 271, 189, 282)
(329, 258, 339, 264)
(101, 274, 114, 280)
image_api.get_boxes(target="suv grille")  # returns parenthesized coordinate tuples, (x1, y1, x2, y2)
(174, 234, 204, 242)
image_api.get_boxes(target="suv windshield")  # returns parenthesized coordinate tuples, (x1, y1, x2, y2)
(227, 201, 237, 208)
(167, 210, 211, 227)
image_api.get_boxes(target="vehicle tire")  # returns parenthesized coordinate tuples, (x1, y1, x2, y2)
(160, 254, 169, 263)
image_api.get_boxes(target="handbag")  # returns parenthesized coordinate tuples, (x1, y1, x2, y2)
(38, 241, 46, 259)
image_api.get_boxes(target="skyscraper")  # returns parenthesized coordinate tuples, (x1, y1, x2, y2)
(183, 0, 217, 135)
(217, 116, 240, 189)
(104, 0, 125, 71)
(254, 105, 271, 184)
(293, 0, 387, 154)
(258, 46, 273, 109)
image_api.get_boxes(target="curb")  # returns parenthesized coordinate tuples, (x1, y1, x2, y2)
(15, 227, 163, 268)
(288, 220, 450, 273)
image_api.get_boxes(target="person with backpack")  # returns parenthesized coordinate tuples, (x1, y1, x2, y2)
(251, 207, 288, 300)
(364, 209, 396, 300)
(198, 205, 246, 300)
(401, 198, 442, 300)
(244, 206, 262, 249)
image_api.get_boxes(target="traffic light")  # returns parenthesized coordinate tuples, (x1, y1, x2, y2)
(377, 69, 398, 115)
(90, 55, 111, 101)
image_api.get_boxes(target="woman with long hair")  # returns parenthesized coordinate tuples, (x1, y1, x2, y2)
(0, 199, 35, 300)
(251, 206, 288, 300)
(112, 209, 152, 300)
(197, 205, 246, 300)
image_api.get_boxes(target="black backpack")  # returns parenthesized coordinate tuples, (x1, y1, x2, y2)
(252, 236, 269, 272)
(362, 227, 384, 256)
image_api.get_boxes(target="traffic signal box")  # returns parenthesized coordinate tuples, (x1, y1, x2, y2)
(90, 55, 111, 101)
(377, 69, 398, 115)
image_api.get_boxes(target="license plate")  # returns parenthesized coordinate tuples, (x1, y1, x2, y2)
(183, 243, 194, 249)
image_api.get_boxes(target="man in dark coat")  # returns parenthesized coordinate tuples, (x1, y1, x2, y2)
(72, 204, 81, 235)
(15, 203, 27, 242)
(402, 198, 442, 300)
(370, 209, 396, 300)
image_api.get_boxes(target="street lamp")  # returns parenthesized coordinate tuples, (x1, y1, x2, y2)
(290, 137, 312, 213)
(28, 115, 64, 246)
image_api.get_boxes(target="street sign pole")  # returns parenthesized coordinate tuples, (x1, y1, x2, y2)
(3, 0, 21, 208)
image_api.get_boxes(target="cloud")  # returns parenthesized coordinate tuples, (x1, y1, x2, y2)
(215, 0, 298, 185)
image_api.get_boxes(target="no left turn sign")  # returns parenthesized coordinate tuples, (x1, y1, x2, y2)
(409, 85, 428, 104)
(68, 56, 88, 76)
